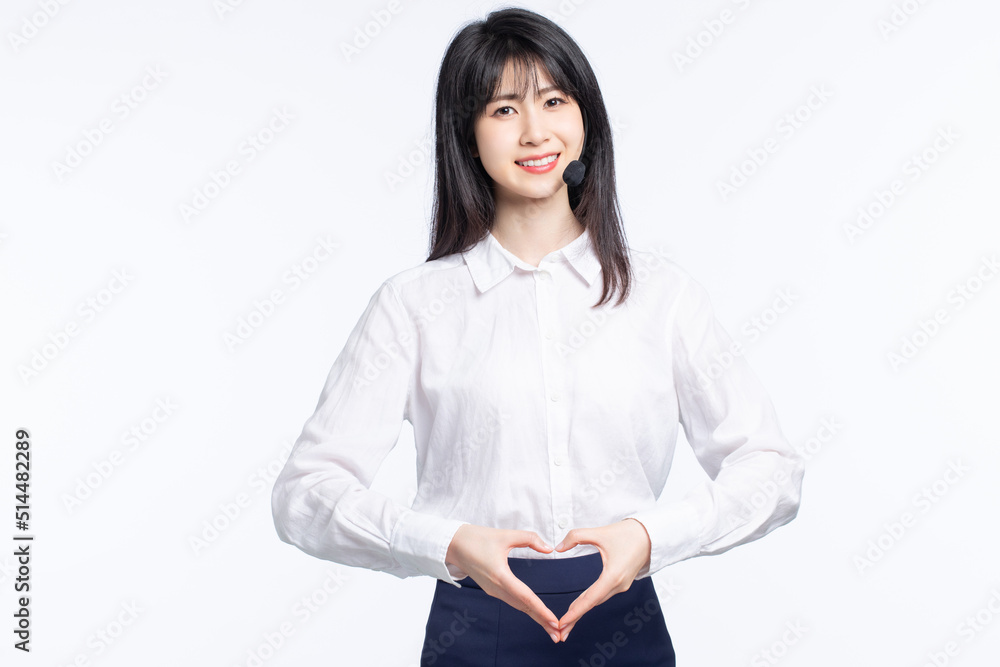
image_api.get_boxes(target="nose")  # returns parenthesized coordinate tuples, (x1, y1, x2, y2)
(519, 107, 550, 146)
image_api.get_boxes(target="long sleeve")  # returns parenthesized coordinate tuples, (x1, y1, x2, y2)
(271, 280, 468, 585)
(625, 273, 805, 579)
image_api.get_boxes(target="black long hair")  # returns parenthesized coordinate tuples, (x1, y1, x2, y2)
(426, 6, 633, 308)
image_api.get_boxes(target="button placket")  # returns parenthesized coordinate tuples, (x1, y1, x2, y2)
(535, 265, 574, 545)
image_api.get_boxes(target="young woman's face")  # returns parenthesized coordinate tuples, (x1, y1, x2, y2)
(472, 63, 585, 203)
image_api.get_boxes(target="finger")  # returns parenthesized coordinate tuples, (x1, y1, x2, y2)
(511, 531, 554, 555)
(472, 533, 557, 639)
(489, 570, 562, 641)
(503, 587, 562, 641)
(559, 619, 578, 642)
(558, 580, 607, 631)
(500, 572, 559, 624)
(556, 527, 598, 552)
(558, 570, 628, 641)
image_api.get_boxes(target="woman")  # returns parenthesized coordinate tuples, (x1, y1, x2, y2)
(271, 7, 804, 665)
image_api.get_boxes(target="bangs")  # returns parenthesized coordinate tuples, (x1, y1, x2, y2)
(469, 44, 576, 117)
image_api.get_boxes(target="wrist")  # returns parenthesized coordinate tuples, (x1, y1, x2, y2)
(446, 522, 470, 565)
(624, 518, 651, 566)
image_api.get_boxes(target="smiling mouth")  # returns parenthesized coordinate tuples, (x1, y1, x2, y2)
(515, 153, 560, 167)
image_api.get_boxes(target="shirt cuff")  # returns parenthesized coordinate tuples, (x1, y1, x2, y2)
(624, 500, 704, 579)
(390, 511, 469, 587)
(446, 561, 470, 582)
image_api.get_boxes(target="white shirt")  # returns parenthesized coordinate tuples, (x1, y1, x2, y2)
(271, 226, 804, 588)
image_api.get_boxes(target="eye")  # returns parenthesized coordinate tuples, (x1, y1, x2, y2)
(490, 96, 569, 117)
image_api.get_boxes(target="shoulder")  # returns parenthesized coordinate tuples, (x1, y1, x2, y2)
(626, 244, 702, 300)
(377, 250, 471, 306)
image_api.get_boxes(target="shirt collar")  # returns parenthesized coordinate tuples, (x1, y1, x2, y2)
(462, 226, 602, 293)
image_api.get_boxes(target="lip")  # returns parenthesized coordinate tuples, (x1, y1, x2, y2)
(515, 152, 560, 173)
(516, 151, 560, 162)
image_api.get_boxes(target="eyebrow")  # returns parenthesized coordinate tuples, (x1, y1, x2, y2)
(490, 85, 562, 103)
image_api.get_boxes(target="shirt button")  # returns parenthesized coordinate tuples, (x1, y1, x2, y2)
(538, 270, 550, 280)
(558, 517, 568, 529)
(553, 455, 565, 466)
(550, 391, 560, 402)
(544, 329, 554, 340)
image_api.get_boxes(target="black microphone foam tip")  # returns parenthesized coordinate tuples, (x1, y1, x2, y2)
(562, 159, 586, 187)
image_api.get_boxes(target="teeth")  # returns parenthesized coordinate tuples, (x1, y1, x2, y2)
(516, 154, 558, 167)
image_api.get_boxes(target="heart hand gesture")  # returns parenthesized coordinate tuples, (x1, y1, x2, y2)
(445, 519, 652, 643)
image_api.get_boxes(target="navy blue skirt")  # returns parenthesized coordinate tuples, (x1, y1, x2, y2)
(420, 552, 675, 666)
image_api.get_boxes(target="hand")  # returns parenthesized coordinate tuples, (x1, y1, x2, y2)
(552, 518, 652, 642)
(445, 524, 563, 643)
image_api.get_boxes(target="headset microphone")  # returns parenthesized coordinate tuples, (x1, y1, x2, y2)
(562, 159, 586, 187)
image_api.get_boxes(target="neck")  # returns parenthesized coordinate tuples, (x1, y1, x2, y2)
(490, 188, 584, 267)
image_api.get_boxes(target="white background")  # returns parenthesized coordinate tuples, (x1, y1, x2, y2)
(2, 0, 999, 665)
